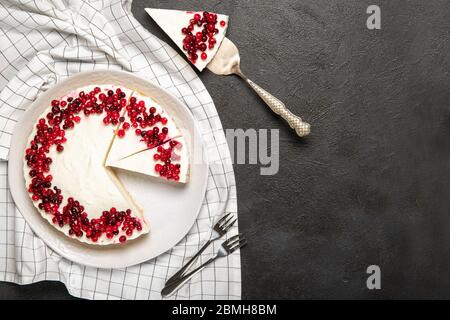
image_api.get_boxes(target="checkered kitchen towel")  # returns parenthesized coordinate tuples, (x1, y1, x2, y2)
(0, 0, 240, 299)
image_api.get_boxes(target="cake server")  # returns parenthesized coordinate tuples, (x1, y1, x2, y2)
(207, 37, 310, 137)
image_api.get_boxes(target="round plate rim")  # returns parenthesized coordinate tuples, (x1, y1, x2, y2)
(7, 70, 209, 268)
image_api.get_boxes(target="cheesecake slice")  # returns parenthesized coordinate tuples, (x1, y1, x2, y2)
(107, 136, 190, 183)
(145, 8, 229, 71)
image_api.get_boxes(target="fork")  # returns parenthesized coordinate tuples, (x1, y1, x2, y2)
(161, 234, 247, 297)
(165, 212, 237, 286)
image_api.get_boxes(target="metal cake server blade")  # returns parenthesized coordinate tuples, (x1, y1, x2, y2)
(207, 37, 310, 137)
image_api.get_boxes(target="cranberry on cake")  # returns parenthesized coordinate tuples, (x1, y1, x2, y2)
(145, 8, 229, 71)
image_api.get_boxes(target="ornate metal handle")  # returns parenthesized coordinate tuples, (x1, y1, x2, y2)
(246, 78, 310, 137)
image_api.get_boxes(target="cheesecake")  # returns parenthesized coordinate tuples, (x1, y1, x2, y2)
(24, 85, 189, 245)
(145, 8, 229, 71)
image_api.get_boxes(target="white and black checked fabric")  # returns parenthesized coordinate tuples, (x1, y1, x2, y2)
(0, 0, 240, 299)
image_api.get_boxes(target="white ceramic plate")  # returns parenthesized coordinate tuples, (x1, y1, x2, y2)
(8, 70, 209, 268)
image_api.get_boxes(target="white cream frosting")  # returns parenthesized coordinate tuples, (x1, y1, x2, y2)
(49, 114, 132, 218)
(145, 8, 229, 71)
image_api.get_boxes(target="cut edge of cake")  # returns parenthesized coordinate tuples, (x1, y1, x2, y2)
(101, 89, 150, 236)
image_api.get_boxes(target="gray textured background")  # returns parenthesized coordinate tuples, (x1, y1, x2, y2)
(1, 0, 449, 299)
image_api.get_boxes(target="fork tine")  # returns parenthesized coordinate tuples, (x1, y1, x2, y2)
(222, 218, 237, 233)
(215, 212, 232, 226)
(219, 215, 235, 230)
(218, 216, 233, 228)
(228, 239, 247, 253)
(226, 234, 243, 248)
(224, 233, 242, 246)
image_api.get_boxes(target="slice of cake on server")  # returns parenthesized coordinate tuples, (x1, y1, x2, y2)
(145, 8, 229, 71)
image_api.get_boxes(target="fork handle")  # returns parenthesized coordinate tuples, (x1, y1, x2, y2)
(245, 78, 310, 137)
(165, 239, 212, 287)
(161, 256, 217, 297)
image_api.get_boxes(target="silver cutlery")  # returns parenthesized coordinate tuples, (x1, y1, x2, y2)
(162, 233, 247, 297)
(207, 37, 311, 137)
(165, 212, 237, 287)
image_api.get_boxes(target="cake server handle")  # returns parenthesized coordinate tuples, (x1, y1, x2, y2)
(238, 73, 310, 137)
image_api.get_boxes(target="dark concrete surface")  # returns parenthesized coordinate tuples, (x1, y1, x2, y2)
(1, 0, 449, 299)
